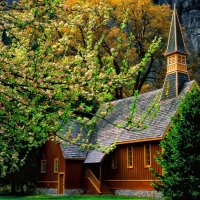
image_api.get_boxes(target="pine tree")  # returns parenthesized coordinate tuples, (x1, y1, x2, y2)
(153, 87, 200, 200)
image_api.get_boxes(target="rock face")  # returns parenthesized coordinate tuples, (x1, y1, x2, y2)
(180, 0, 200, 53)
(155, 0, 200, 54)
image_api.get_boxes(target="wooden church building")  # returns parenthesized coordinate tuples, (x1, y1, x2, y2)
(37, 6, 198, 197)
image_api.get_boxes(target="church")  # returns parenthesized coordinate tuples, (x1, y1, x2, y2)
(36, 6, 198, 198)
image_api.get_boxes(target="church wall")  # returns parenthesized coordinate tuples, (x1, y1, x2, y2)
(65, 159, 84, 189)
(102, 141, 162, 191)
(37, 141, 65, 193)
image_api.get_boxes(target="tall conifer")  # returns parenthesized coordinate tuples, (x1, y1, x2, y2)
(153, 88, 200, 200)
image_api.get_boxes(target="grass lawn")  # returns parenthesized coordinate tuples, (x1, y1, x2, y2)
(0, 195, 155, 200)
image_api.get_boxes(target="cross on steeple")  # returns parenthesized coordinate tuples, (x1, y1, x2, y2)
(161, 4, 190, 101)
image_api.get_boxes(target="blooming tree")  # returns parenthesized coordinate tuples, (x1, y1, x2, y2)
(0, 0, 162, 177)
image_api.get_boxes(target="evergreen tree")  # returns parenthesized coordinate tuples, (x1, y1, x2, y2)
(153, 87, 200, 200)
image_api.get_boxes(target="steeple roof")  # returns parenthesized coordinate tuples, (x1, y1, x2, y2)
(165, 5, 189, 56)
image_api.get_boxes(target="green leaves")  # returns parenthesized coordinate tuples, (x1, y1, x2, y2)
(153, 88, 200, 200)
(0, 0, 163, 178)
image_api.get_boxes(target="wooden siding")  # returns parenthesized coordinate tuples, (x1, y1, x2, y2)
(65, 159, 84, 189)
(37, 141, 84, 190)
(83, 177, 100, 195)
(37, 181, 58, 189)
(38, 140, 162, 192)
(37, 141, 65, 189)
(102, 141, 162, 190)
(105, 180, 157, 190)
(83, 169, 101, 194)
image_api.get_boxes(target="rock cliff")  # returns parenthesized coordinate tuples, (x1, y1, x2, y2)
(180, 0, 200, 53)
(155, 0, 200, 54)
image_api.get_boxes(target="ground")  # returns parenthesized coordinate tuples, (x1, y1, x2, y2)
(0, 195, 155, 200)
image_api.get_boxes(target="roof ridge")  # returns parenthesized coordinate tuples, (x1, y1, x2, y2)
(111, 88, 162, 104)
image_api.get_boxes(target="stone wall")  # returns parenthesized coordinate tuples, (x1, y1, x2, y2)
(115, 189, 162, 199)
(35, 188, 84, 195)
(35, 188, 57, 195)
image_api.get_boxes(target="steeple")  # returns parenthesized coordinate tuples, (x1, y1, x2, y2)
(161, 4, 190, 101)
(165, 4, 189, 56)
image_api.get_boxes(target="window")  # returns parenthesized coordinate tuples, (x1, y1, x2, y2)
(127, 146, 133, 168)
(178, 55, 186, 65)
(168, 57, 172, 65)
(168, 56, 175, 65)
(40, 160, 47, 173)
(172, 56, 175, 64)
(54, 158, 58, 173)
(111, 151, 117, 169)
(182, 56, 186, 64)
(178, 55, 182, 63)
(144, 144, 151, 167)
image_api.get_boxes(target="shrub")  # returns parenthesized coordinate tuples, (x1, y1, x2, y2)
(153, 87, 200, 200)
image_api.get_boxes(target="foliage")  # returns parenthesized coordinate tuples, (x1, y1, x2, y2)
(65, 0, 171, 96)
(0, 0, 166, 178)
(152, 87, 200, 200)
(108, 0, 171, 93)
(0, 149, 39, 195)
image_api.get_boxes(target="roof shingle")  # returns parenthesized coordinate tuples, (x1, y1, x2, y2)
(58, 122, 87, 159)
(165, 6, 189, 56)
(84, 81, 195, 163)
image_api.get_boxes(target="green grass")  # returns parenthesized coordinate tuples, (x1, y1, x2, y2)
(0, 195, 155, 200)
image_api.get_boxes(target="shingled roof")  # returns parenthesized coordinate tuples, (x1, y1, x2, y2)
(61, 143, 86, 159)
(84, 80, 195, 163)
(164, 5, 189, 56)
(58, 122, 87, 159)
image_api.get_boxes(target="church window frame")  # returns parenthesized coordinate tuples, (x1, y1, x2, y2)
(144, 144, 151, 167)
(168, 56, 175, 65)
(178, 55, 186, 65)
(111, 150, 117, 169)
(54, 158, 59, 173)
(40, 160, 47, 173)
(127, 146, 133, 168)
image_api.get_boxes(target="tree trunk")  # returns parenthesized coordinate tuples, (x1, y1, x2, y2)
(11, 182, 16, 194)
